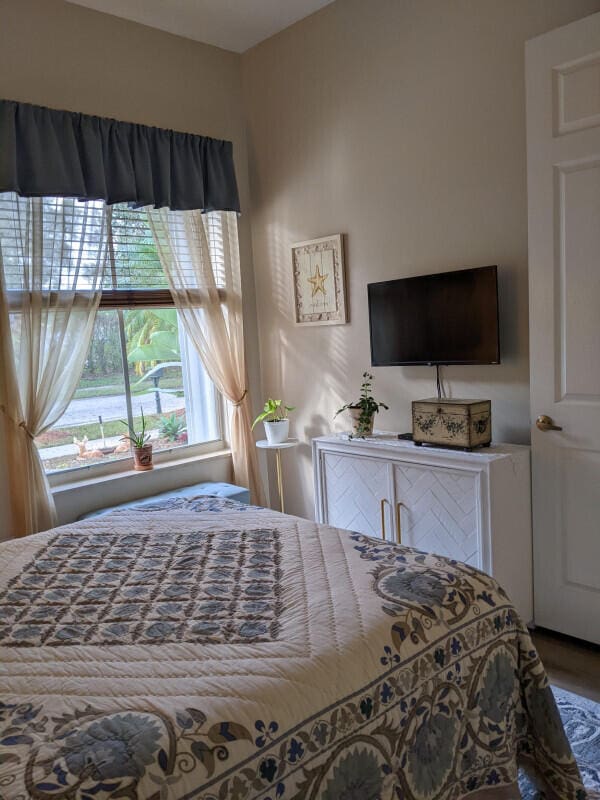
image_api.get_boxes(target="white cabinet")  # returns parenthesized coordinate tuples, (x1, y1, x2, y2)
(313, 434, 533, 622)
(394, 462, 479, 567)
(319, 450, 394, 539)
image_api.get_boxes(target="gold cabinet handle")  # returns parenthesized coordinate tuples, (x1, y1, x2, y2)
(395, 502, 405, 544)
(380, 498, 388, 539)
(536, 414, 562, 432)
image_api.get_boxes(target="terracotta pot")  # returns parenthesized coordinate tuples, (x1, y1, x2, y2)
(133, 444, 153, 471)
(347, 407, 374, 437)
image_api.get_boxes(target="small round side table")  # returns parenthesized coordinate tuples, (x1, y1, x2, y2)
(256, 438, 299, 513)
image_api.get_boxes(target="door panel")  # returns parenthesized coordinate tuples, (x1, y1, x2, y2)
(561, 447, 600, 590)
(558, 160, 600, 399)
(321, 452, 392, 539)
(393, 463, 480, 567)
(555, 53, 600, 135)
(526, 12, 600, 643)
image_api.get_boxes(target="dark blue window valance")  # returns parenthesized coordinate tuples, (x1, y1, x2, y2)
(0, 99, 240, 212)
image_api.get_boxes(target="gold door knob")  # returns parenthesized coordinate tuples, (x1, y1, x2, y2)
(536, 414, 562, 432)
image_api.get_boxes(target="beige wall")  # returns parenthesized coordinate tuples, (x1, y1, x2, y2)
(3, 0, 600, 525)
(242, 0, 600, 519)
(0, 0, 263, 525)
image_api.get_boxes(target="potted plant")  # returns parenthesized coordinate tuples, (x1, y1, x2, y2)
(159, 413, 187, 443)
(335, 372, 388, 438)
(120, 409, 153, 471)
(252, 398, 295, 444)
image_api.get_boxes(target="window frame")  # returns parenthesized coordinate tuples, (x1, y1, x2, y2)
(40, 300, 228, 482)
(34, 204, 228, 480)
(2, 196, 230, 481)
(98, 288, 228, 309)
(41, 298, 229, 483)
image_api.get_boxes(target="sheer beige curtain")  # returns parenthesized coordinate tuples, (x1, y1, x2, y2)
(148, 209, 264, 504)
(0, 194, 108, 537)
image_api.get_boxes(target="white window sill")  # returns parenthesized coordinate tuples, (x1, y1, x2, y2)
(51, 446, 232, 497)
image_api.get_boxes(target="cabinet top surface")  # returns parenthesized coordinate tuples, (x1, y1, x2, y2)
(413, 398, 491, 406)
(313, 431, 529, 461)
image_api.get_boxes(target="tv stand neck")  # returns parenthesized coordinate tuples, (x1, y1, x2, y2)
(435, 364, 444, 399)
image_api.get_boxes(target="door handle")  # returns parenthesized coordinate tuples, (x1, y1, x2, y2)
(536, 414, 562, 432)
(395, 502, 405, 545)
(380, 498, 388, 540)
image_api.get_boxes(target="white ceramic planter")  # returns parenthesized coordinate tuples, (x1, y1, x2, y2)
(347, 407, 374, 436)
(264, 419, 290, 444)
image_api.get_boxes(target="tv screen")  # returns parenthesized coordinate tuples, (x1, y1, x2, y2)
(368, 265, 500, 366)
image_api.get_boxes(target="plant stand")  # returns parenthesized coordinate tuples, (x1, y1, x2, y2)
(256, 438, 299, 513)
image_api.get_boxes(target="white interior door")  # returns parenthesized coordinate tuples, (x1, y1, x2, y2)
(526, 12, 600, 644)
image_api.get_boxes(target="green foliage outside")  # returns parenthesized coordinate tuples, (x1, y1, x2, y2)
(36, 412, 169, 448)
(82, 206, 179, 382)
(83, 307, 181, 384)
(73, 374, 183, 400)
(159, 413, 187, 441)
(125, 308, 180, 374)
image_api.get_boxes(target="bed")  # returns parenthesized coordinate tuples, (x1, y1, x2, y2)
(0, 497, 586, 799)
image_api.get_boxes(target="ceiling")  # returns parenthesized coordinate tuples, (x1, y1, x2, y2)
(65, 0, 334, 53)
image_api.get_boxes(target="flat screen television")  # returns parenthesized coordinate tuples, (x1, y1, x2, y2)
(368, 265, 500, 366)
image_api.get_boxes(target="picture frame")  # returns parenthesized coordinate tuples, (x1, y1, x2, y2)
(291, 234, 347, 326)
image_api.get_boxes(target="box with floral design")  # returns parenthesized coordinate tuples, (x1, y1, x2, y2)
(412, 398, 491, 450)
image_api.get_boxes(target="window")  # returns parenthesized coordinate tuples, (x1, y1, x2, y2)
(1, 197, 224, 474)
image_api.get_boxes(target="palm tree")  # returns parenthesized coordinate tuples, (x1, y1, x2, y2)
(125, 308, 180, 375)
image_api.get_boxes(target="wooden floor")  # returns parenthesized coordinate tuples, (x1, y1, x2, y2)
(531, 627, 600, 703)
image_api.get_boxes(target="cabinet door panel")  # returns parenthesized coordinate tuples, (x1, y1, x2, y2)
(394, 463, 480, 566)
(321, 452, 391, 539)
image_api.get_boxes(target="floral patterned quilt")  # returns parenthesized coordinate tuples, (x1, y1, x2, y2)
(0, 499, 586, 799)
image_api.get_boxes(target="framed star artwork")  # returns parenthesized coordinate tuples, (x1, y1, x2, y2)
(291, 234, 347, 325)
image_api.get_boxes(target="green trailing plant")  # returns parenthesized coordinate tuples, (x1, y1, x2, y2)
(159, 413, 187, 441)
(335, 372, 388, 437)
(251, 398, 295, 430)
(120, 408, 151, 448)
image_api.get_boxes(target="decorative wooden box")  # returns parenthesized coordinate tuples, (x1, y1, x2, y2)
(412, 398, 491, 450)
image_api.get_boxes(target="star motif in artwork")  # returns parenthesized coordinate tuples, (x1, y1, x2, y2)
(307, 263, 328, 297)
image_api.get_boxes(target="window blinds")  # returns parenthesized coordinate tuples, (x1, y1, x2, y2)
(0, 193, 227, 305)
(0, 193, 108, 292)
(106, 205, 167, 290)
